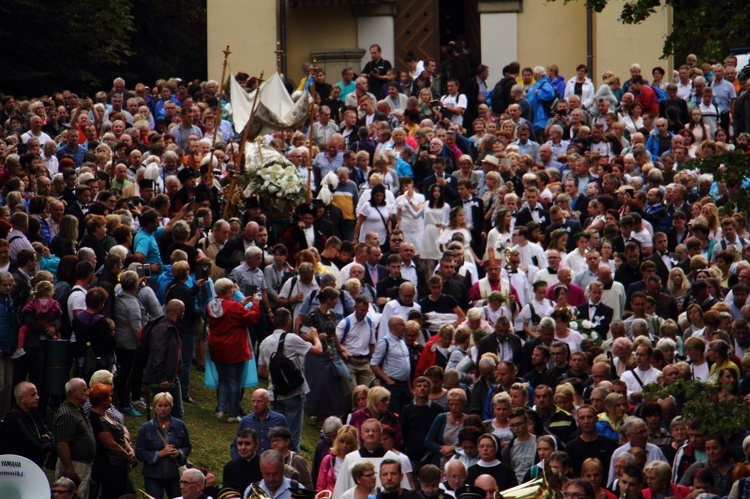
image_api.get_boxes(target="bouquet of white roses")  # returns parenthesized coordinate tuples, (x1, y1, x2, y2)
(243, 157, 306, 203)
(572, 318, 600, 345)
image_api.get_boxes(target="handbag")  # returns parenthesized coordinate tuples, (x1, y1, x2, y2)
(332, 357, 350, 380)
(82, 344, 111, 379)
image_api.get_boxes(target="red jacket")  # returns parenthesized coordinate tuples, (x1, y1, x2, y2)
(414, 333, 441, 380)
(206, 298, 260, 363)
(637, 84, 661, 116)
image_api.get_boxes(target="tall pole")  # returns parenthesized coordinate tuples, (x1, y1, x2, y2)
(306, 59, 317, 204)
(275, 41, 284, 75)
(223, 71, 265, 220)
(209, 43, 231, 171)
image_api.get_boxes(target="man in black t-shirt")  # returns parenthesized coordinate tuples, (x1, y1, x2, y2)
(566, 405, 618, 484)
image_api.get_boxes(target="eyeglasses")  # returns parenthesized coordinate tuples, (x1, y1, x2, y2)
(179, 480, 202, 485)
(509, 421, 527, 428)
(52, 491, 72, 495)
(362, 472, 377, 478)
(563, 493, 587, 499)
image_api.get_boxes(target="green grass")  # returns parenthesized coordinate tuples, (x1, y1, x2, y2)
(123, 367, 322, 493)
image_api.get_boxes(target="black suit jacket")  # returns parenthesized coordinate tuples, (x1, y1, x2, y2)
(544, 219, 583, 252)
(666, 226, 689, 253)
(520, 338, 553, 378)
(65, 203, 86, 240)
(356, 111, 388, 130)
(451, 195, 485, 257)
(476, 332, 523, 365)
(422, 174, 458, 204)
(647, 252, 681, 285)
(363, 263, 389, 288)
(516, 205, 550, 233)
(451, 196, 485, 235)
(576, 301, 614, 338)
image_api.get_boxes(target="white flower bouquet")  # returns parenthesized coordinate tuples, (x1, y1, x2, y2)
(238, 140, 307, 215)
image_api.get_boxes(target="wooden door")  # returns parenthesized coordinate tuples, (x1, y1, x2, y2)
(394, 0, 440, 71)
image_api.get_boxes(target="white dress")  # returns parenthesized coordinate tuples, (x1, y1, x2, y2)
(421, 204, 451, 260)
(358, 203, 395, 244)
(439, 228, 478, 276)
(396, 192, 426, 255)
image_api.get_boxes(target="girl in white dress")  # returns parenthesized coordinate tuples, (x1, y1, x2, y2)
(421, 184, 451, 274)
(439, 207, 481, 269)
(395, 178, 426, 255)
(354, 183, 394, 244)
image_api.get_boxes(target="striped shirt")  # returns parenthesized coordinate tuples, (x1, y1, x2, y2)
(53, 401, 96, 461)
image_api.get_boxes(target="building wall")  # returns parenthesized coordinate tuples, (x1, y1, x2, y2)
(516, 0, 588, 83)
(516, 0, 671, 88)
(206, 0, 671, 92)
(593, 0, 672, 87)
(286, 3, 359, 84)
(207, 0, 277, 82)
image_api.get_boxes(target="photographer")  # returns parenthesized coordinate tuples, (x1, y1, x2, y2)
(362, 44, 392, 100)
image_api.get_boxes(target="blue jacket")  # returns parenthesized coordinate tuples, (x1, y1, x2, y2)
(645, 129, 674, 159)
(424, 412, 449, 456)
(527, 76, 556, 133)
(550, 75, 566, 101)
(645, 202, 671, 233)
(136, 416, 192, 479)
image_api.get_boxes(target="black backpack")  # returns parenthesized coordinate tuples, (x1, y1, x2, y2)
(269, 333, 305, 396)
(130, 315, 165, 387)
(491, 76, 516, 115)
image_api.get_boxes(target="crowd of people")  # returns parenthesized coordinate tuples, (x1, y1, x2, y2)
(0, 41, 750, 499)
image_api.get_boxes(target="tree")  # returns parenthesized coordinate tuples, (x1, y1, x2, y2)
(121, 0, 207, 88)
(0, 0, 207, 97)
(0, 0, 134, 96)
(644, 380, 750, 440)
(548, 0, 750, 62)
(677, 151, 750, 216)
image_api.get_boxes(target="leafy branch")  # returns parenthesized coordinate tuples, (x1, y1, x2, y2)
(644, 380, 750, 437)
(677, 151, 750, 216)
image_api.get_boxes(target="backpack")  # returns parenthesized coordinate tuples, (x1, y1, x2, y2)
(131, 315, 165, 384)
(341, 316, 374, 345)
(652, 85, 668, 105)
(269, 333, 305, 396)
(490, 76, 516, 115)
(59, 288, 85, 340)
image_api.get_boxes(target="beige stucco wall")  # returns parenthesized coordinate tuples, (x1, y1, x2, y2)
(593, 0, 672, 87)
(206, 0, 278, 82)
(285, 3, 359, 84)
(515, 0, 671, 88)
(517, 0, 588, 82)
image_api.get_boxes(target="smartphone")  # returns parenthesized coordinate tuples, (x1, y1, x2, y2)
(198, 219, 205, 231)
(300, 326, 311, 334)
(196, 265, 210, 280)
(429, 100, 441, 106)
(244, 284, 258, 297)
(136, 264, 151, 278)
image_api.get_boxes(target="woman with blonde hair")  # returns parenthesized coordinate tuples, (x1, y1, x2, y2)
(701, 203, 722, 242)
(596, 393, 627, 440)
(500, 120, 517, 142)
(50, 214, 79, 258)
(484, 392, 514, 444)
(667, 267, 691, 302)
(347, 386, 402, 446)
(425, 388, 468, 465)
(317, 425, 360, 493)
(581, 458, 617, 499)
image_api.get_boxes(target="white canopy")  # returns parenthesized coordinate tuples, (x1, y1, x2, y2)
(230, 72, 311, 139)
